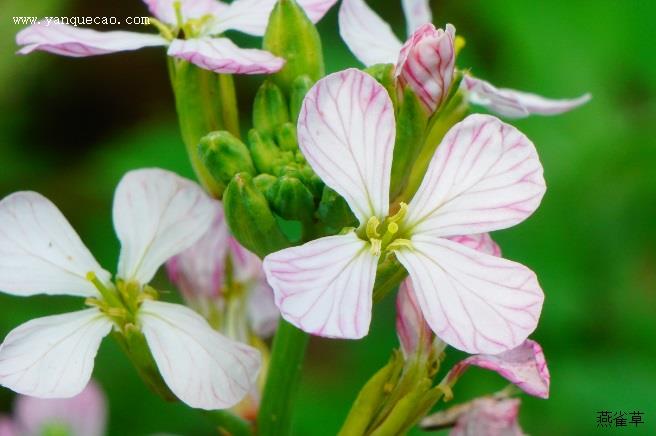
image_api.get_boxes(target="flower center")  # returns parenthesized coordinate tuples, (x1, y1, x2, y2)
(364, 202, 413, 256)
(85, 272, 157, 330)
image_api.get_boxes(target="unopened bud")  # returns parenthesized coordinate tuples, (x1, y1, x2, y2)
(199, 131, 256, 186)
(223, 172, 289, 257)
(248, 129, 281, 174)
(253, 80, 289, 138)
(269, 175, 315, 222)
(275, 122, 298, 152)
(318, 187, 358, 230)
(290, 75, 314, 121)
(263, 0, 324, 93)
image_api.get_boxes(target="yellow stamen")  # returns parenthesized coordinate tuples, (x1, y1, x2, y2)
(370, 238, 382, 256)
(386, 239, 413, 252)
(366, 216, 381, 239)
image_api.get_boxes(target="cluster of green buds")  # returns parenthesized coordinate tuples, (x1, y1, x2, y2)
(197, 0, 361, 258)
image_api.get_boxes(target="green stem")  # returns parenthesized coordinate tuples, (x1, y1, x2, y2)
(168, 58, 240, 197)
(256, 320, 310, 435)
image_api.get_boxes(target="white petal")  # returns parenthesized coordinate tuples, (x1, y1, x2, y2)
(140, 301, 261, 410)
(462, 75, 591, 119)
(449, 340, 550, 399)
(14, 381, 107, 436)
(16, 23, 167, 57)
(338, 0, 402, 66)
(0, 192, 110, 297)
(143, 0, 228, 25)
(395, 236, 544, 354)
(401, 0, 433, 36)
(247, 280, 279, 338)
(114, 168, 216, 284)
(167, 38, 285, 74)
(263, 233, 377, 339)
(405, 114, 546, 237)
(209, 0, 337, 37)
(298, 69, 395, 223)
(448, 233, 501, 257)
(0, 309, 111, 398)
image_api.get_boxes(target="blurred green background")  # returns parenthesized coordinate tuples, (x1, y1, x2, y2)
(1, 0, 654, 435)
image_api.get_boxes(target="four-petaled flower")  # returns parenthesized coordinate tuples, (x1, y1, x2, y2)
(339, 0, 590, 117)
(167, 200, 279, 341)
(16, 0, 337, 75)
(264, 69, 545, 354)
(0, 168, 260, 410)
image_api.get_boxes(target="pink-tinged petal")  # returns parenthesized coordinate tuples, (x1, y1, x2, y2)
(16, 23, 166, 57)
(263, 233, 377, 339)
(338, 0, 402, 66)
(448, 340, 550, 399)
(394, 236, 544, 354)
(405, 114, 546, 237)
(0, 417, 16, 436)
(448, 233, 501, 257)
(401, 0, 433, 36)
(451, 398, 524, 436)
(140, 301, 261, 410)
(0, 192, 110, 298)
(298, 69, 395, 223)
(166, 201, 229, 301)
(247, 280, 279, 338)
(143, 0, 228, 25)
(396, 278, 433, 356)
(209, 0, 337, 36)
(114, 168, 216, 285)
(168, 38, 284, 74)
(14, 381, 107, 436)
(462, 75, 591, 119)
(0, 309, 111, 398)
(395, 24, 456, 113)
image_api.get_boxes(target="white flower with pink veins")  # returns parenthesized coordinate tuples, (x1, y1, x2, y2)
(0, 168, 260, 410)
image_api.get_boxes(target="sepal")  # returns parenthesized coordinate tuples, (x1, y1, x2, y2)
(253, 80, 290, 138)
(268, 176, 315, 223)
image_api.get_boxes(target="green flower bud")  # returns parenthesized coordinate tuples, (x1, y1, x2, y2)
(248, 129, 281, 174)
(290, 75, 314, 121)
(253, 80, 289, 138)
(253, 173, 277, 196)
(318, 187, 358, 230)
(275, 122, 298, 152)
(269, 176, 315, 223)
(263, 0, 325, 93)
(389, 87, 430, 200)
(199, 131, 256, 186)
(224, 173, 289, 258)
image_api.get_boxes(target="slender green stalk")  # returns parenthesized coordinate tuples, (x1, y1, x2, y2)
(205, 410, 253, 436)
(256, 320, 310, 435)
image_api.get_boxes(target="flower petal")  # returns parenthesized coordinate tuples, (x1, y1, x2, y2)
(448, 233, 501, 257)
(0, 192, 110, 297)
(166, 201, 229, 301)
(395, 24, 456, 113)
(338, 0, 402, 66)
(143, 0, 228, 25)
(210, 0, 337, 36)
(114, 168, 216, 284)
(298, 69, 395, 223)
(462, 75, 591, 118)
(14, 381, 107, 436)
(451, 398, 524, 436)
(401, 0, 433, 36)
(247, 280, 279, 338)
(0, 416, 16, 436)
(396, 278, 433, 356)
(167, 38, 284, 74)
(140, 301, 261, 410)
(394, 236, 544, 354)
(449, 340, 550, 399)
(16, 23, 167, 57)
(0, 309, 111, 398)
(405, 114, 546, 237)
(263, 233, 377, 339)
